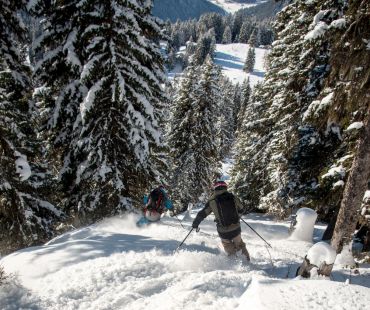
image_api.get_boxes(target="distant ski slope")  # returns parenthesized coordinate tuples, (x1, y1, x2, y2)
(208, 0, 265, 13)
(214, 43, 268, 86)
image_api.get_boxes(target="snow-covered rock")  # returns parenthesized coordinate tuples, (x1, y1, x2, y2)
(307, 241, 336, 267)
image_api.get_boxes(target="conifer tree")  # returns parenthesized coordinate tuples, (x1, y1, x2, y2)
(244, 48, 255, 72)
(32, 0, 166, 223)
(248, 28, 259, 47)
(238, 21, 253, 43)
(218, 78, 236, 159)
(222, 26, 232, 44)
(0, 0, 62, 253)
(169, 58, 220, 208)
(236, 78, 251, 131)
(232, 0, 348, 216)
(193, 30, 216, 66)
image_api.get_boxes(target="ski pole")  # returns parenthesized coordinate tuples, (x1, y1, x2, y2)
(175, 227, 199, 252)
(240, 217, 272, 248)
(174, 214, 186, 230)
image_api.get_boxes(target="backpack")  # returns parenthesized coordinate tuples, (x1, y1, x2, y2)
(215, 192, 239, 227)
(147, 188, 165, 213)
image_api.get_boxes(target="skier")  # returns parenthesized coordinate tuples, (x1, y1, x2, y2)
(137, 185, 174, 226)
(192, 180, 250, 261)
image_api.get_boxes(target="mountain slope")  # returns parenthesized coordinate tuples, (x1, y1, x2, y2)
(152, 0, 225, 22)
(1, 211, 370, 309)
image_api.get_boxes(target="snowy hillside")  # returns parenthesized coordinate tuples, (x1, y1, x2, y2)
(1, 211, 370, 309)
(214, 43, 268, 85)
(208, 0, 266, 13)
(169, 43, 268, 86)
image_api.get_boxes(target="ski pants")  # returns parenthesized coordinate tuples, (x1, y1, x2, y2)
(221, 234, 250, 261)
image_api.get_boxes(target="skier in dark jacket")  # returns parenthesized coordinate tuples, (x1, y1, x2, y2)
(192, 180, 250, 261)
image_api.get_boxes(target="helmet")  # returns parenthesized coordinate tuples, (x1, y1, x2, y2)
(213, 180, 227, 190)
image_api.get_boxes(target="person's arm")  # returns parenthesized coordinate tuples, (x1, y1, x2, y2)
(234, 195, 245, 215)
(192, 201, 212, 228)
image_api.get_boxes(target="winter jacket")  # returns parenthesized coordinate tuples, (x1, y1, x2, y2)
(193, 189, 245, 239)
(145, 187, 173, 213)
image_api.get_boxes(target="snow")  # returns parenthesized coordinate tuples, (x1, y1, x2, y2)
(307, 242, 336, 266)
(345, 121, 364, 131)
(321, 165, 346, 179)
(305, 21, 329, 41)
(330, 18, 346, 29)
(207, 0, 264, 13)
(14, 151, 32, 181)
(168, 43, 268, 86)
(214, 43, 268, 86)
(364, 190, 370, 201)
(1, 210, 370, 309)
(335, 243, 356, 267)
(290, 208, 318, 242)
(237, 276, 370, 310)
(333, 180, 345, 188)
(303, 92, 334, 120)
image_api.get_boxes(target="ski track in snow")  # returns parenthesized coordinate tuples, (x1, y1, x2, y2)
(1, 210, 370, 310)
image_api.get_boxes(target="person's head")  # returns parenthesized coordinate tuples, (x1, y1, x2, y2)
(213, 180, 227, 191)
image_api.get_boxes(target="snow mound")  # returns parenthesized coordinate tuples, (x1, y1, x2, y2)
(335, 243, 356, 267)
(307, 242, 336, 266)
(290, 208, 317, 242)
(238, 276, 370, 310)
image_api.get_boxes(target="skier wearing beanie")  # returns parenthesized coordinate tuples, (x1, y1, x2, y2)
(192, 180, 250, 261)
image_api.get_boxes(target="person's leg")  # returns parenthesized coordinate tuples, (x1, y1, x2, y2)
(232, 234, 250, 261)
(221, 238, 237, 256)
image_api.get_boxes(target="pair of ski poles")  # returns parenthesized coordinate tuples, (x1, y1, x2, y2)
(175, 217, 272, 252)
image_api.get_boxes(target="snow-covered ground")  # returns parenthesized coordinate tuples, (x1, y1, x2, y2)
(1, 210, 370, 309)
(168, 43, 269, 86)
(208, 0, 265, 13)
(214, 43, 268, 85)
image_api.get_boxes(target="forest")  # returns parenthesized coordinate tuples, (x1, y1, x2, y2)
(0, 0, 369, 262)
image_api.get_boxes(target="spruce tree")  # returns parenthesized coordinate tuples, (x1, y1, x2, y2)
(244, 48, 255, 73)
(222, 26, 232, 44)
(0, 0, 62, 254)
(248, 28, 259, 47)
(238, 21, 253, 44)
(217, 78, 236, 159)
(236, 78, 251, 132)
(169, 57, 220, 208)
(32, 0, 166, 223)
(232, 0, 349, 216)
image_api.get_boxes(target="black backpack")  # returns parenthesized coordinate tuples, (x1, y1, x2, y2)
(147, 188, 165, 213)
(215, 192, 239, 226)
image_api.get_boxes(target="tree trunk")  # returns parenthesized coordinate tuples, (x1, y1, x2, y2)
(331, 112, 370, 253)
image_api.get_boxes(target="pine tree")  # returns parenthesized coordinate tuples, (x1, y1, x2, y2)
(169, 58, 220, 208)
(244, 48, 255, 73)
(217, 78, 236, 159)
(232, 0, 349, 216)
(247, 28, 259, 47)
(32, 0, 166, 224)
(236, 78, 251, 132)
(222, 26, 232, 44)
(0, 0, 62, 254)
(238, 21, 253, 43)
(193, 30, 216, 66)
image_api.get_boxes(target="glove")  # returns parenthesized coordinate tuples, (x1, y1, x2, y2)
(192, 218, 201, 229)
